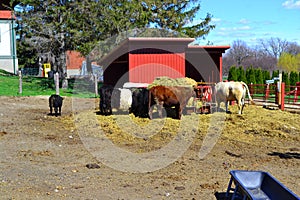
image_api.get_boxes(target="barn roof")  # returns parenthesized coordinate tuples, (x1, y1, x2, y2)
(94, 37, 230, 68)
(187, 45, 230, 53)
(95, 37, 195, 67)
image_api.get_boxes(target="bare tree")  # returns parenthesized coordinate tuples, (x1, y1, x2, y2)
(227, 40, 253, 66)
(244, 47, 277, 71)
(259, 37, 289, 59)
(286, 42, 300, 55)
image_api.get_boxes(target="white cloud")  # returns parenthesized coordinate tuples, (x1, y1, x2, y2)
(234, 26, 251, 30)
(238, 18, 250, 24)
(219, 26, 251, 31)
(282, 0, 300, 9)
(211, 18, 221, 22)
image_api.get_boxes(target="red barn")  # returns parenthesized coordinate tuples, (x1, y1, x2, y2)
(95, 37, 230, 86)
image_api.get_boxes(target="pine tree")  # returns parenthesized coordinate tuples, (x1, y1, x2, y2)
(228, 66, 238, 81)
(255, 68, 264, 84)
(237, 66, 247, 82)
(246, 67, 256, 84)
(272, 70, 279, 79)
(263, 70, 271, 83)
(282, 71, 290, 92)
(290, 71, 298, 86)
(15, 0, 216, 74)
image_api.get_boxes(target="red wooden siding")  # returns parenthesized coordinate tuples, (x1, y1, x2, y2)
(66, 51, 85, 70)
(0, 10, 13, 19)
(129, 52, 185, 83)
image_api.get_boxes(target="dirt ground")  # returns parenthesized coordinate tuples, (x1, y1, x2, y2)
(0, 96, 299, 200)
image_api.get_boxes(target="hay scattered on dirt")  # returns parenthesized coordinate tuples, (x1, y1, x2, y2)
(87, 104, 300, 153)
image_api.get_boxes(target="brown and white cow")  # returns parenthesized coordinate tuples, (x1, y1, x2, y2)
(148, 85, 195, 119)
(215, 81, 254, 114)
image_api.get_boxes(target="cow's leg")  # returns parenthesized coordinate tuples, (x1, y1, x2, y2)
(59, 106, 61, 115)
(148, 105, 154, 119)
(54, 107, 58, 117)
(176, 104, 182, 119)
(157, 103, 163, 118)
(50, 106, 53, 115)
(216, 101, 220, 112)
(237, 99, 242, 114)
(241, 98, 245, 114)
(225, 100, 229, 113)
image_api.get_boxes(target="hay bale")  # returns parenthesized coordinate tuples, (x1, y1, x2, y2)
(148, 76, 197, 89)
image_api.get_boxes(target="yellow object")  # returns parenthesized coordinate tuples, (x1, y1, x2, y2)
(43, 63, 51, 77)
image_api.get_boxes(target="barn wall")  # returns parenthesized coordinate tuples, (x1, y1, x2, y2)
(185, 48, 227, 83)
(103, 53, 129, 87)
(129, 50, 185, 83)
(0, 11, 18, 74)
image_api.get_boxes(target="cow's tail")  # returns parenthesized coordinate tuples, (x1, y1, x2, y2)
(241, 82, 255, 105)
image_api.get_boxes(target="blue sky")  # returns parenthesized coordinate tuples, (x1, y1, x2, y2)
(194, 0, 300, 47)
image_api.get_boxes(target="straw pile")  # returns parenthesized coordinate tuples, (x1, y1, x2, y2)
(148, 76, 197, 89)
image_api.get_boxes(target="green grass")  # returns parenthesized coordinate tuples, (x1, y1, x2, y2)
(0, 70, 99, 98)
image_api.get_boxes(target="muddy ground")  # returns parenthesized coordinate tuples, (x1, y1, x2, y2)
(0, 96, 299, 200)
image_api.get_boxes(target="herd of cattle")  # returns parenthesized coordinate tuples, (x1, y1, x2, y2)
(48, 80, 254, 119)
(97, 81, 254, 119)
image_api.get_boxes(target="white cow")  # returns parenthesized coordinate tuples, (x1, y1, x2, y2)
(215, 81, 254, 114)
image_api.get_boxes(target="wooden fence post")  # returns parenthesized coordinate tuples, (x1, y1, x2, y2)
(18, 70, 22, 94)
(55, 72, 59, 95)
(294, 87, 298, 103)
(280, 82, 285, 111)
(265, 84, 269, 100)
(94, 74, 98, 97)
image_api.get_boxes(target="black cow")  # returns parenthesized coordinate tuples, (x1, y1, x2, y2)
(130, 88, 150, 118)
(99, 85, 114, 115)
(49, 94, 63, 116)
(148, 86, 195, 120)
(99, 85, 122, 115)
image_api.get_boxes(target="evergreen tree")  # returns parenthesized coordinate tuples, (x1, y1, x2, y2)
(289, 71, 298, 86)
(263, 70, 271, 83)
(237, 66, 247, 82)
(272, 70, 279, 79)
(255, 68, 264, 84)
(246, 67, 256, 84)
(228, 66, 238, 81)
(15, 0, 216, 74)
(282, 71, 290, 92)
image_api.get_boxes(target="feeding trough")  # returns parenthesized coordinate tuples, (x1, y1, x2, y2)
(226, 170, 299, 200)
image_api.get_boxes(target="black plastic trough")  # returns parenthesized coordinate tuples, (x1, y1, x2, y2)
(226, 170, 299, 200)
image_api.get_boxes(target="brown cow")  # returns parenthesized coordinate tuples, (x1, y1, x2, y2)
(148, 86, 195, 119)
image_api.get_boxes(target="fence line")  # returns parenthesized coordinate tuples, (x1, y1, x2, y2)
(249, 83, 300, 113)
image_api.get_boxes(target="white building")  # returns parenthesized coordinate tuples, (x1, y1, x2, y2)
(0, 10, 18, 74)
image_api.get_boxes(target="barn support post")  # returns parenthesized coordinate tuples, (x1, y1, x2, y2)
(18, 70, 22, 94)
(55, 72, 60, 95)
(280, 82, 285, 111)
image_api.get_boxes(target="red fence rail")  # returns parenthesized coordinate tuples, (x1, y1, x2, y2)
(249, 82, 300, 113)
